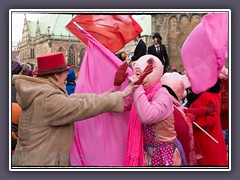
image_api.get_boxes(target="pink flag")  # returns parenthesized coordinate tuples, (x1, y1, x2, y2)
(66, 15, 142, 53)
(69, 24, 133, 166)
(181, 13, 228, 94)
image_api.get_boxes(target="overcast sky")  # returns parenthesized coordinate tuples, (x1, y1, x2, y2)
(11, 12, 151, 43)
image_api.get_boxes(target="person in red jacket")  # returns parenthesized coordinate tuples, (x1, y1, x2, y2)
(161, 72, 216, 166)
(219, 66, 229, 150)
(188, 79, 228, 166)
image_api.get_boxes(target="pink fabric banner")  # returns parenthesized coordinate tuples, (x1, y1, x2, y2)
(181, 13, 228, 94)
(69, 24, 133, 166)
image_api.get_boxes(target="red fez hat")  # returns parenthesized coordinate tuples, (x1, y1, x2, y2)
(33, 52, 72, 76)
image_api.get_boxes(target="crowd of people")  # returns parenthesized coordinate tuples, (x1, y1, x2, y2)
(11, 31, 229, 167)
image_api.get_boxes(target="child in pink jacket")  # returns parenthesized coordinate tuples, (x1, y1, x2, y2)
(114, 55, 185, 166)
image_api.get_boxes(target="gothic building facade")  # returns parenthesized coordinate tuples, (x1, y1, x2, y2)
(17, 14, 87, 72)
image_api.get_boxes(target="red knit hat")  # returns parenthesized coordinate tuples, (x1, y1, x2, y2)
(33, 52, 72, 76)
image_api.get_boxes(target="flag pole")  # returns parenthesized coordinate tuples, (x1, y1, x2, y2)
(174, 105, 218, 144)
(193, 122, 218, 144)
(73, 21, 83, 30)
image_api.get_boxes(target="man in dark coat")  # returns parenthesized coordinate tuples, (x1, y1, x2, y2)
(147, 32, 169, 73)
(130, 34, 147, 68)
(131, 34, 147, 61)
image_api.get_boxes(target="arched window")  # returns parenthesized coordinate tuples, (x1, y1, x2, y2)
(68, 45, 75, 66)
(79, 48, 86, 67)
(58, 47, 64, 52)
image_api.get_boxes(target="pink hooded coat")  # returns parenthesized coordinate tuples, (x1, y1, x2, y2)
(124, 55, 183, 166)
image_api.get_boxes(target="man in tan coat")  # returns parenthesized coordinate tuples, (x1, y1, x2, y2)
(12, 52, 137, 167)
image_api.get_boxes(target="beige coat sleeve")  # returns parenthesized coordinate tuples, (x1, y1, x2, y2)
(69, 93, 94, 99)
(43, 91, 124, 126)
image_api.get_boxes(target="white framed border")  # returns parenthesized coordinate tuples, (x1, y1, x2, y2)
(9, 9, 231, 171)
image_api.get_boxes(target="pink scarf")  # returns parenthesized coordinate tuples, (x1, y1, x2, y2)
(124, 82, 162, 166)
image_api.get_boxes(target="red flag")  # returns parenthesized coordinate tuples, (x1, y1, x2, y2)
(66, 15, 142, 53)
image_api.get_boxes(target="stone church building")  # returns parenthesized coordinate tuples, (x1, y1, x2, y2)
(17, 13, 205, 73)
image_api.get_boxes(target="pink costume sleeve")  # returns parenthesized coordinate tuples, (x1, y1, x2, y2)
(133, 86, 173, 124)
